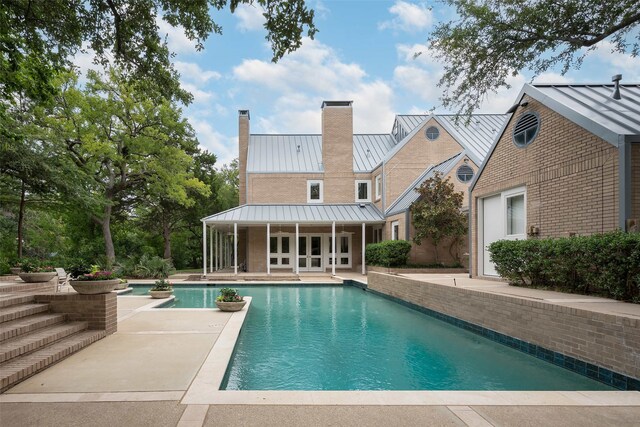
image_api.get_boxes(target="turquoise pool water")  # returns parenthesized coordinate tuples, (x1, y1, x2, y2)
(126, 285, 613, 391)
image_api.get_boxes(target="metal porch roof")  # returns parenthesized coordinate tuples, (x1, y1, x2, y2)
(202, 204, 385, 225)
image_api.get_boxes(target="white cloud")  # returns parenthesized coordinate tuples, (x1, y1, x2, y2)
(181, 82, 215, 104)
(379, 1, 433, 32)
(233, 38, 395, 133)
(156, 18, 199, 55)
(590, 41, 640, 81)
(190, 118, 237, 167)
(235, 3, 266, 31)
(175, 61, 221, 83)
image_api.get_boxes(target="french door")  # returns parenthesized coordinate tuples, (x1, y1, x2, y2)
(298, 235, 323, 272)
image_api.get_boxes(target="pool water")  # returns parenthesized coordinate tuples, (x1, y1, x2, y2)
(126, 285, 613, 391)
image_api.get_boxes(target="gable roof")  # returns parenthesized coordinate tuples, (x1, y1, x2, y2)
(202, 203, 385, 225)
(385, 114, 510, 166)
(246, 134, 395, 174)
(385, 152, 465, 216)
(508, 83, 640, 146)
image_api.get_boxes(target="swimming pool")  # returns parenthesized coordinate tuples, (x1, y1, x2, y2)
(126, 285, 613, 391)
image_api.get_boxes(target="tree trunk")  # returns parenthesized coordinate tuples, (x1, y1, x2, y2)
(162, 217, 172, 260)
(17, 180, 26, 259)
(102, 205, 116, 268)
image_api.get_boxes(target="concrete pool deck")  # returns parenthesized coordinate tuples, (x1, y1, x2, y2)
(1, 275, 640, 426)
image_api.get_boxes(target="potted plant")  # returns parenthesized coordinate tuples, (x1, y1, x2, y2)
(149, 278, 173, 299)
(215, 288, 246, 312)
(18, 260, 57, 283)
(70, 271, 120, 294)
(9, 259, 22, 275)
(114, 278, 129, 290)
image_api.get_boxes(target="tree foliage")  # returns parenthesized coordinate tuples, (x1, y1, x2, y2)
(1, 0, 317, 107)
(429, 0, 640, 115)
(410, 172, 466, 262)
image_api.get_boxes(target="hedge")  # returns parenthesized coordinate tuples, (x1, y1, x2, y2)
(365, 240, 412, 267)
(488, 231, 640, 302)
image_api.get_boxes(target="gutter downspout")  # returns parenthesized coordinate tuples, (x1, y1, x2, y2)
(619, 137, 631, 231)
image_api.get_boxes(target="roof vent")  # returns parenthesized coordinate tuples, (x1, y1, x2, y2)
(297, 145, 301, 153)
(611, 74, 622, 100)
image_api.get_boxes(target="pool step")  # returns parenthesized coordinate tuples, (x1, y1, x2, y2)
(0, 330, 106, 393)
(0, 313, 68, 343)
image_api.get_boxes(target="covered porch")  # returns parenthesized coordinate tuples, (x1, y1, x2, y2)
(201, 204, 385, 277)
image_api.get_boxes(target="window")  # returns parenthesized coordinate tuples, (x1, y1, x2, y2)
(506, 194, 525, 236)
(355, 180, 371, 202)
(456, 164, 474, 183)
(425, 126, 440, 141)
(307, 180, 323, 203)
(375, 175, 382, 200)
(373, 226, 383, 243)
(269, 235, 292, 267)
(512, 112, 540, 148)
(391, 221, 400, 240)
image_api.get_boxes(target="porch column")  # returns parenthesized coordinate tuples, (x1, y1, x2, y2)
(214, 230, 218, 271)
(295, 223, 299, 275)
(266, 223, 271, 275)
(234, 222, 238, 275)
(362, 222, 366, 275)
(209, 227, 213, 273)
(331, 221, 336, 276)
(202, 221, 207, 277)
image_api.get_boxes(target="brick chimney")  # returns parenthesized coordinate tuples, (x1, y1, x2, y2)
(321, 101, 354, 202)
(238, 110, 250, 205)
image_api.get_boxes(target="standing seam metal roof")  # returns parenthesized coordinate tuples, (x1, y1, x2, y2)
(247, 134, 396, 173)
(385, 152, 465, 216)
(513, 84, 640, 145)
(202, 204, 385, 224)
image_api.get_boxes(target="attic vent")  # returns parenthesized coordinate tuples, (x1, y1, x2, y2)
(512, 112, 540, 148)
(425, 126, 440, 141)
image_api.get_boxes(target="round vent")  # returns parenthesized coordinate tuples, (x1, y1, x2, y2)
(456, 164, 474, 183)
(512, 112, 540, 147)
(425, 126, 440, 141)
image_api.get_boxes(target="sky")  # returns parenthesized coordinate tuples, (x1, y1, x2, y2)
(79, 0, 640, 167)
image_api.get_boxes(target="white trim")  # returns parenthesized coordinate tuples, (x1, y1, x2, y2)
(295, 224, 299, 274)
(391, 220, 399, 240)
(233, 223, 238, 275)
(375, 175, 382, 201)
(266, 223, 270, 275)
(307, 180, 323, 203)
(268, 234, 293, 269)
(355, 180, 372, 202)
(202, 222, 207, 277)
(362, 223, 366, 275)
(331, 222, 336, 276)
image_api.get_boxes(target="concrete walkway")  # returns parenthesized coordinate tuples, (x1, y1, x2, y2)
(1, 277, 640, 426)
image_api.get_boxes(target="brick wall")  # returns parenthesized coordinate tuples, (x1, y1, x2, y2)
(385, 118, 463, 208)
(35, 293, 117, 335)
(471, 97, 619, 276)
(368, 272, 640, 380)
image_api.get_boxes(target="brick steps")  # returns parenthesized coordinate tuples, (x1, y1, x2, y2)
(0, 321, 89, 363)
(0, 303, 50, 323)
(0, 330, 106, 393)
(0, 313, 67, 343)
(0, 292, 109, 393)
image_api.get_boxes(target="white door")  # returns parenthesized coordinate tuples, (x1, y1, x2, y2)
(482, 194, 502, 276)
(298, 235, 323, 272)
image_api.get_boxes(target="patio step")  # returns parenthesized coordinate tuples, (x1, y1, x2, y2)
(0, 329, 106, 393)
(0, 303, 50, 323)
(0, 321, 89, 363)
(0, 313, 68, 343)
(0, 294, 36, 309)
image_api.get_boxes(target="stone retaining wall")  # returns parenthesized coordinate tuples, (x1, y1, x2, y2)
(35, 293, 117, 335)
(368, 272, 640, 381)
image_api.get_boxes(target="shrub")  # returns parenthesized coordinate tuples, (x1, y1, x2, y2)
(489, 232, 640, 302)
(116, 254, 175, 279)
(365, 240, 412, 267)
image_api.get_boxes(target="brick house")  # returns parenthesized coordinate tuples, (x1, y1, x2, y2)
(201, 101, 507, 275)
(470, 82, 640, 278)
